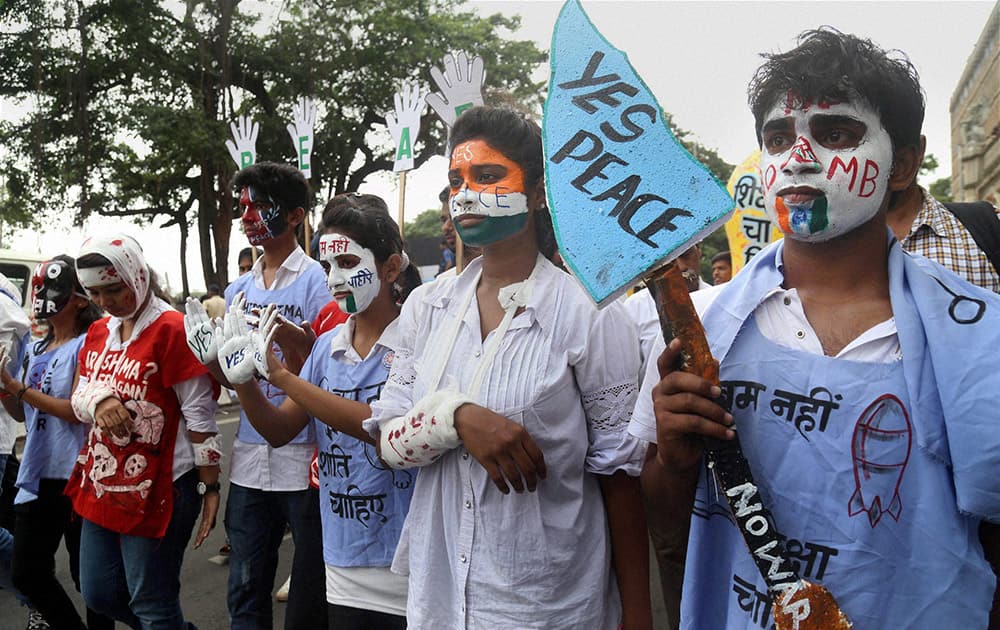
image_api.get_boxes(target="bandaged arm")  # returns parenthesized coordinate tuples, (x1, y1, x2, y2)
(377, 389, 474, 469)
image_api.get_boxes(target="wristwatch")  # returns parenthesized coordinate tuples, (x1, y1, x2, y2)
(197, 481, 221, 496)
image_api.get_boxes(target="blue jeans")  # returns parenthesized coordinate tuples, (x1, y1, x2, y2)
(0, 452, 27, 606)
(225, 483, 326, 630)
(79, 469, 201, 630)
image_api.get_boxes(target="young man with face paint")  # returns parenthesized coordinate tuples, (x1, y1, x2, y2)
(0, 256, 112, 630)
(185, 162, 330, 630)
(629, 29, 1000, 628)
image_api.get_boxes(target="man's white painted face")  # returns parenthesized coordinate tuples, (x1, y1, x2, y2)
(758, 95, 893, 242)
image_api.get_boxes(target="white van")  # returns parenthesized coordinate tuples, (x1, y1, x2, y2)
(0, 249, 45, 312)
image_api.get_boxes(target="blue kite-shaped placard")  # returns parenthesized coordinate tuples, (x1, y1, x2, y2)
(543, 0, 734, 306)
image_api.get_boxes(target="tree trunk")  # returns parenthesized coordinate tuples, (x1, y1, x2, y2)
(179, 219, 190, 299)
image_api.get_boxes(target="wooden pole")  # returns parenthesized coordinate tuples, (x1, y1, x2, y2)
(304, 209, 312, 255)
(397, 170, 407, 239)
(455, 232, 465, 273)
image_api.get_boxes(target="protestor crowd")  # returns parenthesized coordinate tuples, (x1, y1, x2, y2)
(0, 26, 999, 630)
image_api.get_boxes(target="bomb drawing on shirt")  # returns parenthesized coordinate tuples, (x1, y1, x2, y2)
(848, 394, 911, 527)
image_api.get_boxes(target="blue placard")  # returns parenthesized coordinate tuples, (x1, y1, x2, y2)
(543, 0, 734, 306)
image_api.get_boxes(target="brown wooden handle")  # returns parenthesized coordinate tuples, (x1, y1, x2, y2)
(648, 262, 718, 384)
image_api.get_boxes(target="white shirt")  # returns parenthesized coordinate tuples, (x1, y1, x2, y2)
(629, 280, 899, 445)
(0, 274, 30, 456)
(369, 255, 645, 629)
(230, 246, 316, 491)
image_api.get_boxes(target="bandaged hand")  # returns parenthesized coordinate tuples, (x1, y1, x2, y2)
(71, 379, 118, 425)
(184, 297, 221, 365)
(217, 307, 257, 385)
(0, 344, 18, 393)
(426, 51, 485, 127)
(379, 390, 473, 469)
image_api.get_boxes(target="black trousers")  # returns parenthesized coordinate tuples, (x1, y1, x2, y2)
(327, 603, 406, 630)
(12, 478, 113, 630)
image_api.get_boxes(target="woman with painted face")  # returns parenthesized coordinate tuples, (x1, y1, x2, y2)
(0, 255, 113, 630)
(367, 106, 652, 629)
(218, 194, 413, 630)
(65, 235, 221, 630)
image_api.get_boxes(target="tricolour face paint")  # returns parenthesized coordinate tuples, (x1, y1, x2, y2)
(447, 139, 530, 246)
(31, 260, 79, 319)
(759, 96, 893, 242)
(240, 185, 289, 245)
(319, 233, 381, 314)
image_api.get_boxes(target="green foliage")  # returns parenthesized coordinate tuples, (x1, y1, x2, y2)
(664, 113, 735, 184)
(920, 153, 939, 176)
(405, 209, 444, 240)
(929, 176, 952, 203)
(699, 227, 730, 282)
(0, 0, 545, 293)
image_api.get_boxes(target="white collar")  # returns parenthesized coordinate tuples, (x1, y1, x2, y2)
(328, 315, 401, 364)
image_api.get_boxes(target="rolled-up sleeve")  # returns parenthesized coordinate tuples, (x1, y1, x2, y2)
(174, 375, 218, 433)
(576, 300, 647, 476)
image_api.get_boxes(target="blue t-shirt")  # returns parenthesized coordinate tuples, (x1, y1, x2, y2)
(226, 259, 329, 444)
(300, 321, 414, 567)
(15, 335, 89, 503)
(682, 237, 1000, 628)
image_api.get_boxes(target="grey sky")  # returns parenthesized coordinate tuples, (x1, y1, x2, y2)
(6, 0, 995, 292)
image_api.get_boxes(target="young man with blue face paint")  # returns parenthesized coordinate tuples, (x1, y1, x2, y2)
(630, 28, 1000, 629)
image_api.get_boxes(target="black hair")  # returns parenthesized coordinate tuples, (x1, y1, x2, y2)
(438, 186, 451, 205)
(748, 27, 925, 153)
(236, 247, 264, 262)
(711, 250, 731, 265)
(33, 254, 103, 354)
(448, 106, 557, 260)
(233, 161, 311, 221)
(320, 193, 422, 303)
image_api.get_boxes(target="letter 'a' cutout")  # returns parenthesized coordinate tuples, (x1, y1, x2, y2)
(543, 0, 734, 306)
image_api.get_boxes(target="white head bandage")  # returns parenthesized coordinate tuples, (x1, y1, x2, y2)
(77, 234, 150, 319)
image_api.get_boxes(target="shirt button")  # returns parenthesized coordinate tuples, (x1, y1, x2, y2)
(795, 330, 805, 339)
(460, 553, 467, 563)
(474, 350, 481, 357)
(462, 452, 469, 460)
(465, 500, 472, 509)
(783, 296, 792, 306)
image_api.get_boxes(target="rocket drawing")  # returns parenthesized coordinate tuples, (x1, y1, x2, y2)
(848, 394, 912, 527)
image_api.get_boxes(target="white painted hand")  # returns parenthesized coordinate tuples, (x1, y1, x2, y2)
(251, 303, 281, 380)
(286, 97, 317, 179)
(426, 51, 486, 127)
(183, 297, 221, 365)
(225, 115, 259, 170)
(217, 307, 256, 385)
(0, 344, 10, 378)
(385, 83, 425, 173)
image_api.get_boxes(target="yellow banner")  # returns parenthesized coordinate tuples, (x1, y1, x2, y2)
(724, 150, 783, 274)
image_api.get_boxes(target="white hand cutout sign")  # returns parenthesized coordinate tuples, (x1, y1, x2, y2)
(225, 115, 259, 170)
(286, 97, 317, 179)
(386, 83, 426, 173)
(426, 51, 486, 128)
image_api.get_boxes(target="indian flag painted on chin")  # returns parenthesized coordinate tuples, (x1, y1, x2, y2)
(774, 196, 829, 236)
